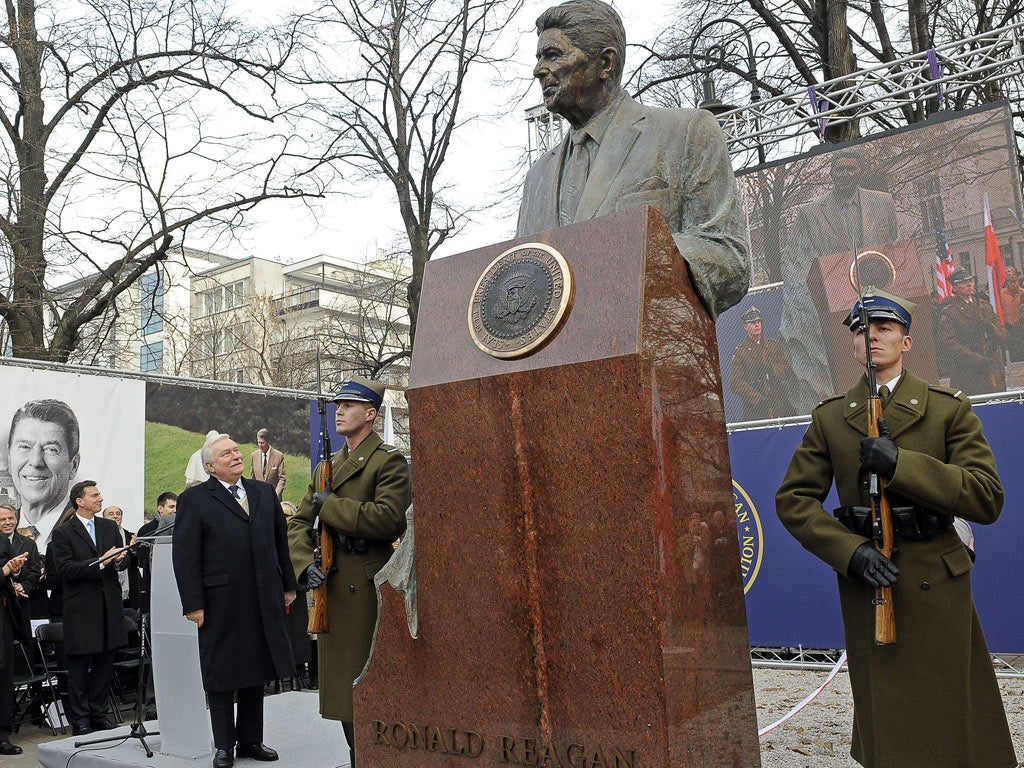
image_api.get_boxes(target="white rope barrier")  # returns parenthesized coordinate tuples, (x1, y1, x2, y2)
(758, 651, 848, 738)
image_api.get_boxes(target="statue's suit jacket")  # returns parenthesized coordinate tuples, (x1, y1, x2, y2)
(517, 93, 750, 320)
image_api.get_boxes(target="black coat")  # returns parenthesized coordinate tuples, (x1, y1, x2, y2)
(49, 516, 129, 655)
(0, 538, 23, 667)
(6, 532, 39, 642)
(172, 477, 297, 692)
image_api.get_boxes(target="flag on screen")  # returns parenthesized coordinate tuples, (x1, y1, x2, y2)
(934, 210, 955, 300)
(984, 193, 1007, 324)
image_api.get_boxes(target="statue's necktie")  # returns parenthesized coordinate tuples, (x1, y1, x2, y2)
(558, 130, 591, 225)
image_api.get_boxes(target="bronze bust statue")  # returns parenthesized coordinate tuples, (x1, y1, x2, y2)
(517, 0, 750, 320)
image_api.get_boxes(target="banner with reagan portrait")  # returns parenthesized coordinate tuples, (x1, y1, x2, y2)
(0, 365, 146, 550)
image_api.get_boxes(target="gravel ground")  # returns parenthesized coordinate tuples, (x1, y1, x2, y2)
(6, 663, 1022, 767)
(753, 660, 1024, 767)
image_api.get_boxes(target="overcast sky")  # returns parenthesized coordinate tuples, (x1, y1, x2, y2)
(217, 0, 675, 265)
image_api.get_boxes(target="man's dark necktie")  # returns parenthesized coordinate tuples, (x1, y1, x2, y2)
(878, 385, 891, 407)
(229, 485, 241, 500)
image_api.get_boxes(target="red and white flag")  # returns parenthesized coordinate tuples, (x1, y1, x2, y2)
(984, 193, 1007, 324)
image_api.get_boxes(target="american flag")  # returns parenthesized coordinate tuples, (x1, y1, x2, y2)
(934, 210, 955, 300)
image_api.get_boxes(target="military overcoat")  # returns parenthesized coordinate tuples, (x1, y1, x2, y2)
(289, 432, 411, 723)
(728, 336, 797, 419)
(776, 370, 1016, 768)
(938, 295, 1007, 395)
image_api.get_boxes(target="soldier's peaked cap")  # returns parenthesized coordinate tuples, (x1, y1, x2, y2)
(843, 288, 915, 333)
(332, 375, 385, 410)
(741, 306, 763, 323)
(949, 267, 975, 284)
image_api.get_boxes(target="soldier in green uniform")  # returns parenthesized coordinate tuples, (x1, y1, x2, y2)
(776, 290, 1017, 768)
(288, 376, 412, 768)
(938, 267, 1007, 395)
(728, 306, 797, 420)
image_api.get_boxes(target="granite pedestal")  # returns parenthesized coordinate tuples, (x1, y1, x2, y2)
(356, 207, 761, 767)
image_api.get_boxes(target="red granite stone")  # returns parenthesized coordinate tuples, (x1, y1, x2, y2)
(355, 207, 761, 767)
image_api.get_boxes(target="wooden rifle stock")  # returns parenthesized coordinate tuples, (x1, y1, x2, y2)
(308, 457, 334, 634)
(867, 397, 897, 644)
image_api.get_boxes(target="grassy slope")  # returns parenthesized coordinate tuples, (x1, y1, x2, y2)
(144, 422, 312, 510)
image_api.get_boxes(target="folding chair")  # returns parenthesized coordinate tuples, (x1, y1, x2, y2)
(11, 638, 62, 735)
(33, 623, 70, 732)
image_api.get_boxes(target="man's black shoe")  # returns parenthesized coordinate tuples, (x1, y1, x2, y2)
(90, 718, 118, 731)
(72, 723, 92, 736)
(0, 740, 22, 755)
(236, 743, 279, 761)
(213, 748, 234, 768)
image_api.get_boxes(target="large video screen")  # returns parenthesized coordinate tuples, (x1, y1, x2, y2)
(718, 103, 1023, 423)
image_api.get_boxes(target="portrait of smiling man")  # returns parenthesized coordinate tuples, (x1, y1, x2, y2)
(6, 399, 80, 549)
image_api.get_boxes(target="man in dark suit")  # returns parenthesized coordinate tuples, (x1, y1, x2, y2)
(0, 523, 29, 754)
(517, 0, 749, 321)
(50, 481, 129, 736)
(137, 491, 177, 614)
(173, 434, 297, 768)
(0, 504, 42, 615)
(250, 428, 286, 500)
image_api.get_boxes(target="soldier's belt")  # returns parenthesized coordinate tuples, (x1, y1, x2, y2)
(833, 506, 953, 541)
(332, 531, 390, 555)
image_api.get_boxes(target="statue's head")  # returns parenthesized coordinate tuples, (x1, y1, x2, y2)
(533, 0, 625, 127)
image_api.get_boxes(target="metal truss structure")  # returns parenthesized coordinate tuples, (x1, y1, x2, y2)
(524, 22, 1024, 168)
(717, 22, 1024, 168)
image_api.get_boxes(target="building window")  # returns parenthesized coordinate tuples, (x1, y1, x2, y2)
(140, 271, 164, 335)
(141, 341, 163, 372)
(201, 279, 248, 316)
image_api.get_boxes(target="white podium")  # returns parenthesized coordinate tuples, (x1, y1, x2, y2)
(150, 536, 214, 758)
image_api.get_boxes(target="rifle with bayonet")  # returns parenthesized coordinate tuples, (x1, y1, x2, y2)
(851, 264, 897, 645)
(308, 349, 334, 634)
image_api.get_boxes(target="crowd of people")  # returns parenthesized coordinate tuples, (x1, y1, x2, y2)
(0, 417, 315, 757)
(0, 3, 1018, 768)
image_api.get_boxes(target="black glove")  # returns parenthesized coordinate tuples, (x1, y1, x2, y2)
(860, 436, 898, 479)
(848, 543, 899, 588)
(305, 563, 326, 590)
(311, 491, 329, 514)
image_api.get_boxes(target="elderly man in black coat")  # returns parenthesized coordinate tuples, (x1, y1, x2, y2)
(50, 481, 129, 736)
(173, 434, 297, 768)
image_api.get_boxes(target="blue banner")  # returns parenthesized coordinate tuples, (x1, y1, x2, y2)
(732, 399, 1023, 652)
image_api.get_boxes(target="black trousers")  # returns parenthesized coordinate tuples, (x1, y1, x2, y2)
(0, 608, 13, 738)
(67, 649, 115, 725)
(208, 686, 264, 750)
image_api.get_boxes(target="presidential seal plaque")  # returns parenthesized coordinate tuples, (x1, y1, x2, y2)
(468, 242, 574, 359)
